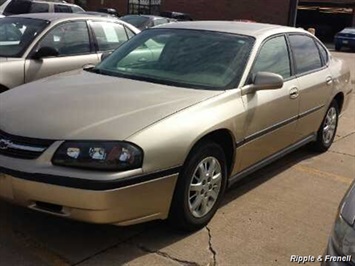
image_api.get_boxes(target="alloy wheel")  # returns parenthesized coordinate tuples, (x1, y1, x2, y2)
(188, 156, 222, 218)
(322, 106, 337, 145)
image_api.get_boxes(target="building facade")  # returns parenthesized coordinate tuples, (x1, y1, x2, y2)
(85, 0, 355, 33)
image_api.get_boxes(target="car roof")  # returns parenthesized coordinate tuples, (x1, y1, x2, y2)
(122, 14, 166, 20)
(158, 21, 306, 37)
(12, 0, 80, 7)
(7, 12, 118, 22)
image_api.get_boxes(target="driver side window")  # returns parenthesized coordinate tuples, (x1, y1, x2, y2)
(252, 36, 291, 79)
(37, 21, 91, 56)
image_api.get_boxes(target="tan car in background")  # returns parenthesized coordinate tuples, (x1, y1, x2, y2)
(0, 21, 352, 231)
(0, 13, 139, 92)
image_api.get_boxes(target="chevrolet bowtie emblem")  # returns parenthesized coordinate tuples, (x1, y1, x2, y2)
(0, 139, 12, 150)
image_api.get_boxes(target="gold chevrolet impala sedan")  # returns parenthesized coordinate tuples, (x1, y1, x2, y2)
(0, 21, 352, 231)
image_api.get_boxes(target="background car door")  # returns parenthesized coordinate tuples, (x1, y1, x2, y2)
(238, 35, 300, 171)
(25, 20, 99, 83)
(288, 34, 334, 140)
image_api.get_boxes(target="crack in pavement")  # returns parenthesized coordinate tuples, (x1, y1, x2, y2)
(133, 243, 200, 266)
(335, 131, 355, 143)
(72, 225, 157, 266)
(329, 150, 355, 158)
(13, 229, 71, 266)
(206, 226, 217, 266)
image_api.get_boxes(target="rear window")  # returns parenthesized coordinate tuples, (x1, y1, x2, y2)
(54, 4, 72, 13)
(120, 15, 149, 29)
(71, 6, 84, 13)
(4, 1, 49, 15)
(30, 2, 49, 13)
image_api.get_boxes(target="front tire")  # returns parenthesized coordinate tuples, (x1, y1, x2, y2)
(311, 100, 339, 152)
(168, 142, 227, 231)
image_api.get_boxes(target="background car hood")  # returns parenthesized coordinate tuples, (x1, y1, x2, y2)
(0, 56, 23, 63)
(0, 70, 223, 140)
(341, 181, 355, 225)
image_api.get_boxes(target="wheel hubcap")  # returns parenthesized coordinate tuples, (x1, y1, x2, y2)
(188, 157, 222, 218)
(322, 107, 337, 145)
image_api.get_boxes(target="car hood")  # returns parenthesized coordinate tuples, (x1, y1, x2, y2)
(341, 181, 355, 226)
(0, 70, 223, 140)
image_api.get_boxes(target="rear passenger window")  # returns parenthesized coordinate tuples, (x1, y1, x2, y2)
(289, 35, 322, 74)
(91, 21, 128, 51)
(251, 36, 291, 79)
(30, 3, 49, 13)
(54, 4, 72, 13)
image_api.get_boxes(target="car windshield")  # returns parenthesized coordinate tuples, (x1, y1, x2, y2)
(120, 15, 150, 29)
(95, 29, 254, 90)
(0, 17, 48, 57)
(341, 28, 355, 34)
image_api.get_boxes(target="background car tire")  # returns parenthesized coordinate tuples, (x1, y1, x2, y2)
(0, 85, 8, 93)
(335, 44, 341, 51)
(311, 100, 339, 152)
(168, 141, 228, 231)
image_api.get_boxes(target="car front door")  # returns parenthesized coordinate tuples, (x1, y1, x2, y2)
(237, 35, 300, 171)
(24, 20, 100, 83)
(288, 34, 334, 140)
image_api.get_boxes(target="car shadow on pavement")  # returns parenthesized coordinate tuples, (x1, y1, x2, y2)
(223, 146, 318, 206)
(0, 147, 320, 266)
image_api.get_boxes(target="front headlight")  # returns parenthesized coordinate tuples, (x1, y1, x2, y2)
(52, 141, 143, 171)
(332, 214, 355, 263)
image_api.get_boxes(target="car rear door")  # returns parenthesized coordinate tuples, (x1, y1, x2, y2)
(24, 20, 100, 83)
(88, 20, 132, 58)
(238, 35, 300, 171)
(287, 34, 334, 140)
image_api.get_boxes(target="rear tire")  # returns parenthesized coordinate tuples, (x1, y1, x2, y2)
(0, 85, 8, 94)
(311, 100, 339, 152)
(168, 142, 227, 231)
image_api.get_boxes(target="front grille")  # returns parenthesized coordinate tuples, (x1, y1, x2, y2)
(0, 130, 54, 159)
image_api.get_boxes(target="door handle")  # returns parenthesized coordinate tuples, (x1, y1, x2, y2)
(326, 77, 333, 85)
(289, 87, 299, 99)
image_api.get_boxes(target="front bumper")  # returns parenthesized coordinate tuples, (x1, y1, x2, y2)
(0, 168, 178, 226)
(322, 238, 354, 266)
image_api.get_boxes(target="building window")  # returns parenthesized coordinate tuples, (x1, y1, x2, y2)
(128, 0, 161, 15)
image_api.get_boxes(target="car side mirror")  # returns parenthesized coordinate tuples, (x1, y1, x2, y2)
(100, 51, 112, 61)
(242, 72, 283, 95)
(32, 46, 59, 60)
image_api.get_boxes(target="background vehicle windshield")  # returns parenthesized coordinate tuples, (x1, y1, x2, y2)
(341, 27, 355, 34)
(0, 17, 48, 57)
(97, 29, 254, 90)
(4, 1, 49, 15)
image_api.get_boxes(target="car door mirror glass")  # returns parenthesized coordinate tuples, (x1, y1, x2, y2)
(32, 46, 59, 59)
(242, 72, 283, 95)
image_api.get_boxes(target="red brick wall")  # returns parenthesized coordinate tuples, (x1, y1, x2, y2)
(85, 0, 293, 25)
(160, 0, 292, 25)
(85, 0, 128, 14)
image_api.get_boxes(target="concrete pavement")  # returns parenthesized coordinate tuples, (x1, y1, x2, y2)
(0, 51, 354, 266)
